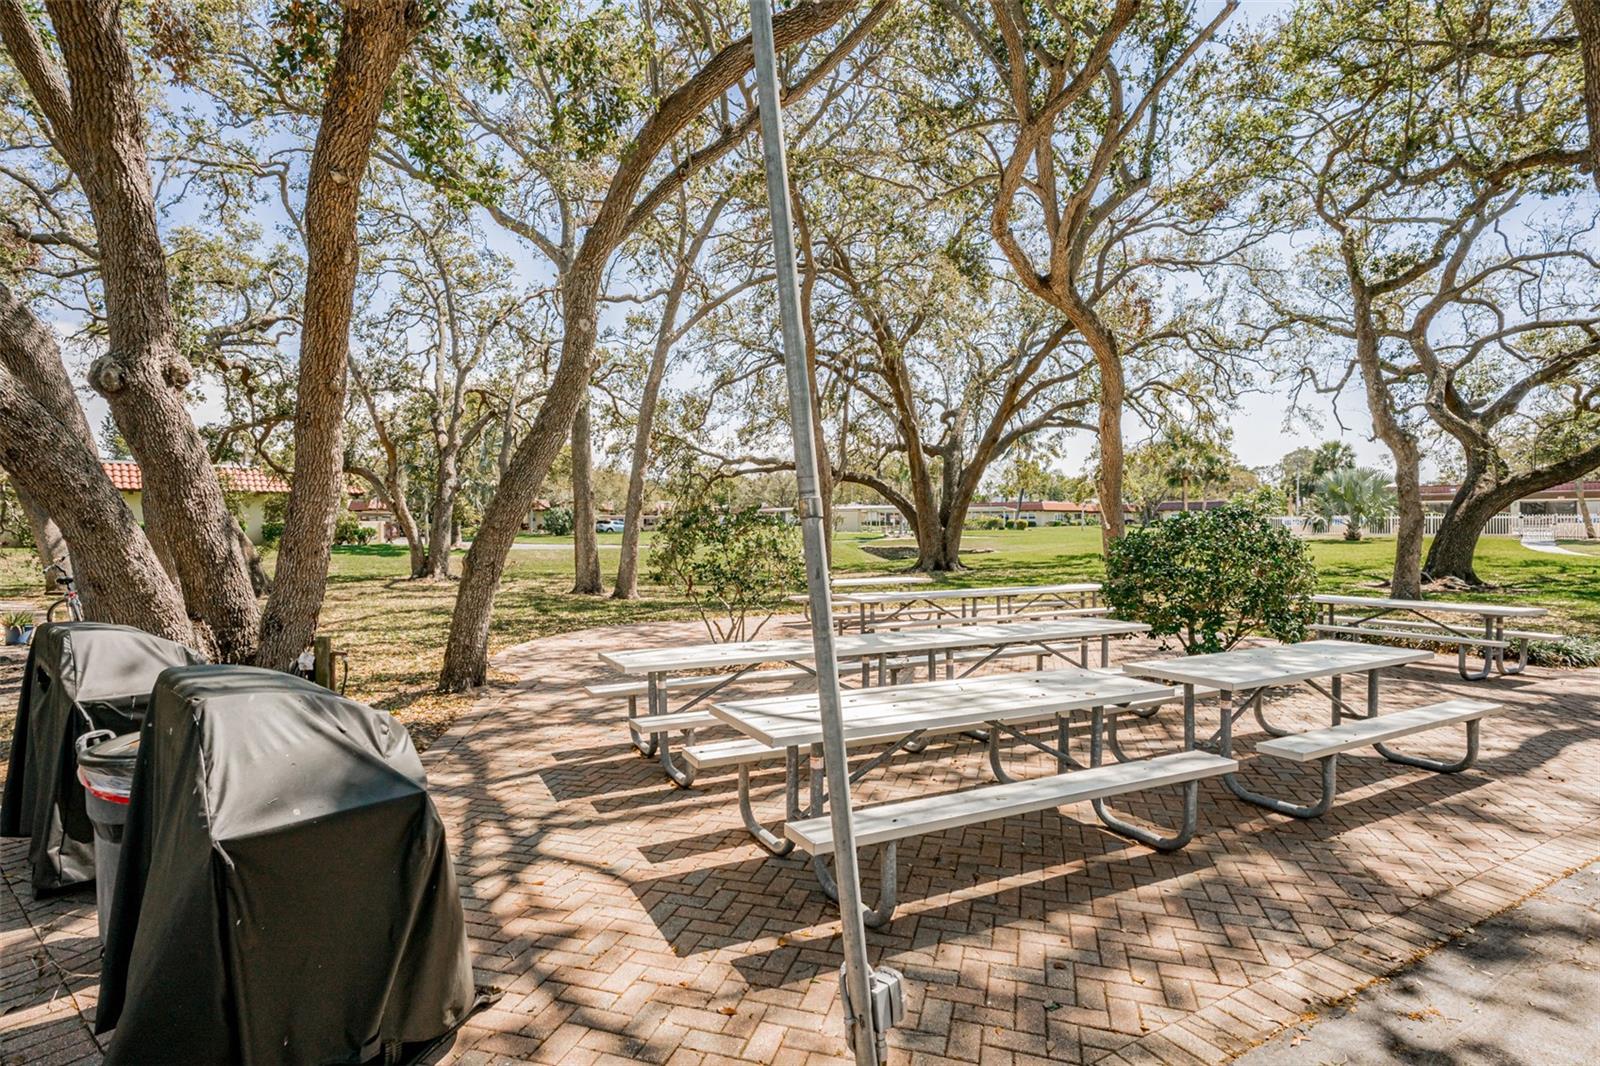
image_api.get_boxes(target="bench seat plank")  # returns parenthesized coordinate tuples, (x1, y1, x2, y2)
(1311, 623, 1507, 648)
(1255, 699, 1504, 762)
(785, 750, 1237, 854)
(627, 711, 719, 736)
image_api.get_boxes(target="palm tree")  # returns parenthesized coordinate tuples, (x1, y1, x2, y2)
(1315, 468, 1396, 541)
(1158, 426, 1231, 511)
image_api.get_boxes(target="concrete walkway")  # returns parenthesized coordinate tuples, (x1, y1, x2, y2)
(1237, 861, 1600, 1064)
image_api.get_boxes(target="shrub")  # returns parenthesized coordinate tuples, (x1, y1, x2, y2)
(541, 506, 574, 536)
(1525, 636, 1600, 668)
(260, 521, 285, 548)
(649, 501, 806, 642)
(1103, 504, 1317, 653)
(333, 511, 372, 545)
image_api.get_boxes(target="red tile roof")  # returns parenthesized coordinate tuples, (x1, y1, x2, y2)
(102, 460, 294, 495)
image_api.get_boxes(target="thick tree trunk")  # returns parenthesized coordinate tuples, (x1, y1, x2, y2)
(1343, 252, 1423, 598)
(571, 396, 603, 594)
(0, 376, 190, 641)
(258, 0, 421, 668)
(437, 0, 857, 691)
(423, 450, 458, 579)
(1575, 0, 1600, 193)
(1422, 494, 1501, 584)
(1094, 358, 1127, 546)
(2, 0, 259, 657)
(614, 327, 672, 599)
(1580, 478, 1597, 539)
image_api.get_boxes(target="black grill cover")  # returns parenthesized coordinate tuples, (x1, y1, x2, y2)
(96, 665, 474, 1065)
(0, 622, 203, 894)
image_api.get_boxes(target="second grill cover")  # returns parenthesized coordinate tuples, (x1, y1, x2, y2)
(0, 621, 203, 893)
(96, 665, 474, 1065)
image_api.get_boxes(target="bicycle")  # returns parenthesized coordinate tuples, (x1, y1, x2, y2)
(45, 559, 83, 622)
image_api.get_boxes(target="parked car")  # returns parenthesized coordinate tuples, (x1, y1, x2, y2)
(596, 518, 625, 534)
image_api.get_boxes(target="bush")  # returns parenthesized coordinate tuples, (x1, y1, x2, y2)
(1103, 504, 1317, 653)
(649, 501, 806, 642)
(541, 506, 574, 536)
(260, 521, 285, 548)
(333, 511, 372, 545)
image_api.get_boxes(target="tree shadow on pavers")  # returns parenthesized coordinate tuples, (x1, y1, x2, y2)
(1259, 885, 1599, 1065)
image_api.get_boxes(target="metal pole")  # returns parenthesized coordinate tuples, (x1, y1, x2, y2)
(748, 3, 885, 1062)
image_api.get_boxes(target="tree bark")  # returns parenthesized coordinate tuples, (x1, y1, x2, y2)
(614, 317, 675, 599)
(1341, 244, 1424, 598)
(1580, 477, 1597, 539)
(2, 0, 258, 656)
(257, 0, 423, 668)
(1575, 0, 1600, 193)
(437, 0, 857, 690)
(423, 448, 459, 579)
(15, 484, 67, 595)
(570, 394, 603, 594)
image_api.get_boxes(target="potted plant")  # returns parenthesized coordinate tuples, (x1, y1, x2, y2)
(3, 611, 35, 646)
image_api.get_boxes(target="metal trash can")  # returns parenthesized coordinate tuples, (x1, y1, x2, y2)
(75, 729, 140, 943)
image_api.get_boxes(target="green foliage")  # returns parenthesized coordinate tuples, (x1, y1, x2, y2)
(261, 520, 286, 548)
(540, 506, 574, 536)
(1314, 468, 1395, 541)
(333, 510, 372, 546)
(648, 502, 806, 642)
(1103, 505, 1317, 653)
(1229, 483, 1288, 516)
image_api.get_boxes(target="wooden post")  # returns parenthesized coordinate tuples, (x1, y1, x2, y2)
(313, 634, 334, 690)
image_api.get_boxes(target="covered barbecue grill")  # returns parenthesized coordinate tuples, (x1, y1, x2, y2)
(96, 665, 474, 1065)
(0, 622, 202, 894)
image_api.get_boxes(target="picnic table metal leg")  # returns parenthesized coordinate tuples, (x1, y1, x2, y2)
(1219, 688, 1336, 819)
(1501, 636, 1531, 676)
(804, 742, 897, 926)
(647, 672, 698, 788)
(1087, 707, 1199, 850)
(1374, 719, 1482, 773)
(1457, 618, 1494, 680)
(1099, 635, 1109, 668)
(629, 692, 658, 758)
(739, 748, 802, 856)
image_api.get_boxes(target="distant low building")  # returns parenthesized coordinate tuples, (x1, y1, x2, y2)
(102, 460, 359, 545)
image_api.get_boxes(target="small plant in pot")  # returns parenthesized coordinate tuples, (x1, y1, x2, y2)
(3, 611, 35, 646)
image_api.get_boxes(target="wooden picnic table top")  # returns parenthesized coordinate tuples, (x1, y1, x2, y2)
(830, 582, 1103, 606)
(1310, 594, 1547, 618)
(1123, 639, 1432, 691)
(598, 617, 1149, 675)
(713, 667, 1173, 748)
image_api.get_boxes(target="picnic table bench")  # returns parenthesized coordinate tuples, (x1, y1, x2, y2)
(1310, 594, 1555, 679)
(1125, 640, 1506, 820)
(709, 668, 1233, 924)
(597, 618, 1149, 787)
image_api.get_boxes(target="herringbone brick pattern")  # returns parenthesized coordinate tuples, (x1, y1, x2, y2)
(3, 621, 1599, 1065)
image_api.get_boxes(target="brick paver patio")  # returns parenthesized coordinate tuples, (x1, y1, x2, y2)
(4, 621, 1600, 1065)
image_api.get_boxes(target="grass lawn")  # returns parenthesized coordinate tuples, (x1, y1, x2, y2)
(1, 524, 1595, 749)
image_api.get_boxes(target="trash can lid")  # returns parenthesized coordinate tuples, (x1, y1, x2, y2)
(76, 731, 141, 771)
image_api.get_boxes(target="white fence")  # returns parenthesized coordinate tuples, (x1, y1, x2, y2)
(1372, 512, 1591, 538)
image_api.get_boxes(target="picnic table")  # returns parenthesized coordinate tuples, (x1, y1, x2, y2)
(1125, 640, 1503, 819)
(1310, 594, 1553, 679)
(708, 667, 1229, 924)
(817, 581, 1104, 633)
(600, 617, 1149, 786)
